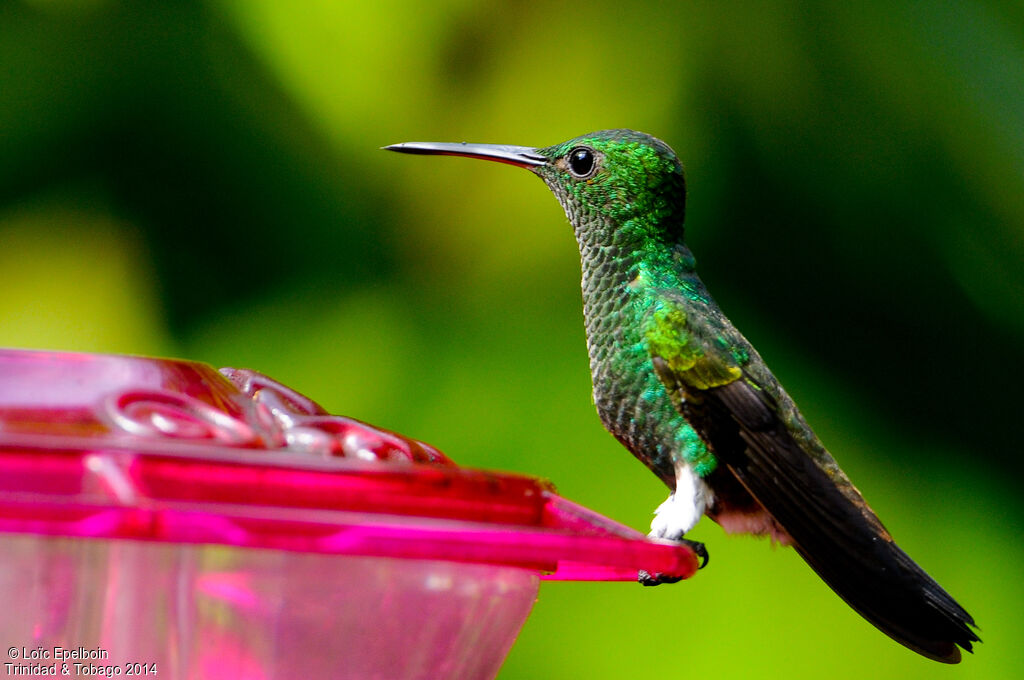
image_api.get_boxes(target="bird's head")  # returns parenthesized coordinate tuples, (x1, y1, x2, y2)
(386, 129, 687, 246)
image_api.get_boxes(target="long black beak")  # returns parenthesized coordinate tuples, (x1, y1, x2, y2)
(383, 141, 547, 168)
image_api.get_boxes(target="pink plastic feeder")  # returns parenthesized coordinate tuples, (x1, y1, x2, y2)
(0, 349, 697, 679)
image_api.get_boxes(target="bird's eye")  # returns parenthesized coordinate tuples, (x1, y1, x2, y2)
(567, 147, 596, 178)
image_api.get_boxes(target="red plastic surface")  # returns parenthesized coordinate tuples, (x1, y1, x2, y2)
(0, 349, 698, 581)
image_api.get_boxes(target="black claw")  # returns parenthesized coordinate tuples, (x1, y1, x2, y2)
(684, 539, 709, 569)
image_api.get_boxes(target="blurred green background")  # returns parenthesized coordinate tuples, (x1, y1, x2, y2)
(2, 0, 1021, 677)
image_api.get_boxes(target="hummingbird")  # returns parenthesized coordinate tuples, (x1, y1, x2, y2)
(385, 129, 979, 662)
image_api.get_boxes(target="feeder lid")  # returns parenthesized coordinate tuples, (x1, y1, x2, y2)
(0, 349, 698, 581)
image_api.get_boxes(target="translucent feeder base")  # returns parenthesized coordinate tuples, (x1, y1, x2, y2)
(0, 533, 539, 680)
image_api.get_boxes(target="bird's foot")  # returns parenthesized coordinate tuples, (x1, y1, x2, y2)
(638, 538, 709, 586)
(638, 569, 681, 586)
(641, 484, 710, 584)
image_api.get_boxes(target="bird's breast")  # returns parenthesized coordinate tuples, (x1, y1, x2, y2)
(580, 279, 685, 486)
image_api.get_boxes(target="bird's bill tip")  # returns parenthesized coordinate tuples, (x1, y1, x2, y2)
(383, 141, 547, 168)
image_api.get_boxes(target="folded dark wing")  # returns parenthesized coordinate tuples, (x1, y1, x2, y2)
(706, 377, 978, 662)
(644, 291, 978, 662)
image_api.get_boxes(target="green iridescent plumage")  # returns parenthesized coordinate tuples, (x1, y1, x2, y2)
(386, 129, 979, 663)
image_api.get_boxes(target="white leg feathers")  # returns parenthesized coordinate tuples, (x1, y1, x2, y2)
(649, 462, 711, 541)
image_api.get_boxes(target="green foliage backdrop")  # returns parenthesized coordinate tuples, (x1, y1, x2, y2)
(2, 1, 1021, 677)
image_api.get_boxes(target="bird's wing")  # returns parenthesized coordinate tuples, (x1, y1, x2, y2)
(644, 292, 978, 662)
